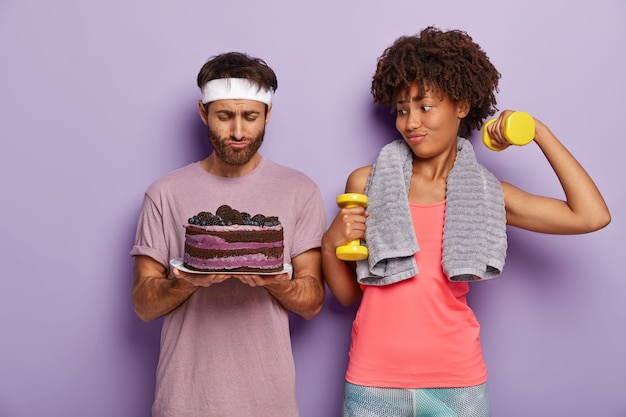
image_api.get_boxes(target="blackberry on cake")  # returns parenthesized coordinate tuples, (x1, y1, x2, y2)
(183, 205, 284, 273)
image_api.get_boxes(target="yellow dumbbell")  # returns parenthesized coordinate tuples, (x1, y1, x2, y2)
(335, 193, 368, 261)
(482, 111, 535, 151)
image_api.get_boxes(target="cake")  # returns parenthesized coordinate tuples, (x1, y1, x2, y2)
(182, 205, 284, 273)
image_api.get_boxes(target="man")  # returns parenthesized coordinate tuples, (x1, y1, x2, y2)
(130, 52, 326, 417)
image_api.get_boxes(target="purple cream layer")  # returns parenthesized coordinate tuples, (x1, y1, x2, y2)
(184, 233, 282, 250)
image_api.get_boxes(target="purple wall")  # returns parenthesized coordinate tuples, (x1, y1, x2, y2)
(1, 1, 624, 416)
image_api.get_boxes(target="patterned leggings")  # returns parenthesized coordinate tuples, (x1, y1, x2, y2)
(342, 382, 491, 417)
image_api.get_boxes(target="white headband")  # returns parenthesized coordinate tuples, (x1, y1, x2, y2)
(201, 78, 272, 105)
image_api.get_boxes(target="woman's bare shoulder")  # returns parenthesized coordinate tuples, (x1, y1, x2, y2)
(345, 165, 373, 194)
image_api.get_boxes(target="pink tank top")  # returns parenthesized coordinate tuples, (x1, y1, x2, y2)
(345, 201, 487, 388)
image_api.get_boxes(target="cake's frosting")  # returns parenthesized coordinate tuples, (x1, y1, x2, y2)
(186, 224, 283, 233)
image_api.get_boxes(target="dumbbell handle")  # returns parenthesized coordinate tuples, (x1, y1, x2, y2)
(482, 111, 535, 151)
(336, 193, 368, 261)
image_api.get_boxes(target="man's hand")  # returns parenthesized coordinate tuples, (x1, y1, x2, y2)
(171, 267, 234, 287)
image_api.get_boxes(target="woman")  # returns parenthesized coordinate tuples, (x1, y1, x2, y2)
(322, 27, 610, 417)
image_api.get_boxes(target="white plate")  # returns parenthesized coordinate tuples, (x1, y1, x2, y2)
(169, 258, 293, 277)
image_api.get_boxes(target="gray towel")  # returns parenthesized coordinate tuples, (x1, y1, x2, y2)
(355, 138, 507, 285)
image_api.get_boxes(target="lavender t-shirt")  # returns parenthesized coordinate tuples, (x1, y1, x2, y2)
(131, 158, 326, 417)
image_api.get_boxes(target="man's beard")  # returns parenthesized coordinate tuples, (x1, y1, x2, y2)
(207, 126, 265, 166)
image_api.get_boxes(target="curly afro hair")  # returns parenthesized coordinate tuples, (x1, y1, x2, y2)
(371, 27, 501, 138)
